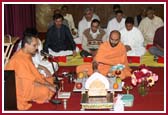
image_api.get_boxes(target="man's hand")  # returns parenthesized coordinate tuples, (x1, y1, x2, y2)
(43, 67, 52, 77)
(71, 29, 77, 35)
(125, 45, 132, 51)
(73, 50, 77, 57)
(38, 65, 52, 77)
(90, 50, 97, 57)
(92, 61, 98, 72)
(42, 57, 47, 61)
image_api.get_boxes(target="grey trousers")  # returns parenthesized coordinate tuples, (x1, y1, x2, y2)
(148, 46, 164, 57)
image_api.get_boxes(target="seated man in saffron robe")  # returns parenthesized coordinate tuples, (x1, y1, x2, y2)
(5, 32, 56, 110)
(76, 30, 131, 80)
(17, 28, 58, 77)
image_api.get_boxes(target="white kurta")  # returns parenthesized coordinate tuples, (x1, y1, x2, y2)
(78, 14, 100, 38)
(120, 27, 146, 56)
(64, 13, 78, 38)
(64, 13, 76, 31)
(138, 15, 163, 46)
(32, 39, 58, 76)
(107, 17, 126, 37)
(48, 47, 79, 57)
(78, 18, 92, 38)
(32, 52, 58, 76)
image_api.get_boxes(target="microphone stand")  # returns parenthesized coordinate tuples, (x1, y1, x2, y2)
(50, 57, 60, 91)
(40, 50, 61, 104)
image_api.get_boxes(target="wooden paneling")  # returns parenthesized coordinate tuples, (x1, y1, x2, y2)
(36, 4, 164, 32)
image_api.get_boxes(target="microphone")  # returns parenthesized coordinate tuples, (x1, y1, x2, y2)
(40, 50, 53, 58)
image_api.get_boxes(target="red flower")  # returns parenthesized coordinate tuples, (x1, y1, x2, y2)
(134, 71, 144, 80)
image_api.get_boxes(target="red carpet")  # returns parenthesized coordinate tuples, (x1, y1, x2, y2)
(29, 66, 164, 111)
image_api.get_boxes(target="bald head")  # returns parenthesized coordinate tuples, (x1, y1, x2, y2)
(109, 30, 121, 47)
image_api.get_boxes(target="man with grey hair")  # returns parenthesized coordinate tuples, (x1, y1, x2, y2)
(82, 7, 100, 20)
(78, 7, 100, 38)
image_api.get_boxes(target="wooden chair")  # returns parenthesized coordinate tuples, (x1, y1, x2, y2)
(4, 35, 19, 66)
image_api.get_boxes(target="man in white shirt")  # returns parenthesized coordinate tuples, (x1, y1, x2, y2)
(120, 17, 146, 56)
(61, 5, 78, 37)
(32, 38, 58, 77)
(82, 7, 100, 21)
(81, 19, 107, 57)
(138, 7, 163, 46)
(107, 10, 126, 37)
(78, 7, 100, 38)
(108, 4, 121, 21)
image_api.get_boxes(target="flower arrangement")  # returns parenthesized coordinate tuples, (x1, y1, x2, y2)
(131, 64, 159, 87)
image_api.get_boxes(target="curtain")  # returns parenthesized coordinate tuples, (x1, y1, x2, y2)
(4, 4, 36, 39)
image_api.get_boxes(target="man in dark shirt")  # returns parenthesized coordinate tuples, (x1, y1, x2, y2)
(148, 26, 164, 57)
(44, 14, 77, 56)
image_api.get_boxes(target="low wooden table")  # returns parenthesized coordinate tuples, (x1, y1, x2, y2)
(81, 92, 113, 111)
(73, 76, 122, 111)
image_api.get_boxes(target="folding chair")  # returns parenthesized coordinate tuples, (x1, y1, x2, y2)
(4, 35, 19, 66)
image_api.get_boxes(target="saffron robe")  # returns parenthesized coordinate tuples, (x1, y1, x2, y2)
(76, 42, 131, 79)
(5, 49, 54, 110)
